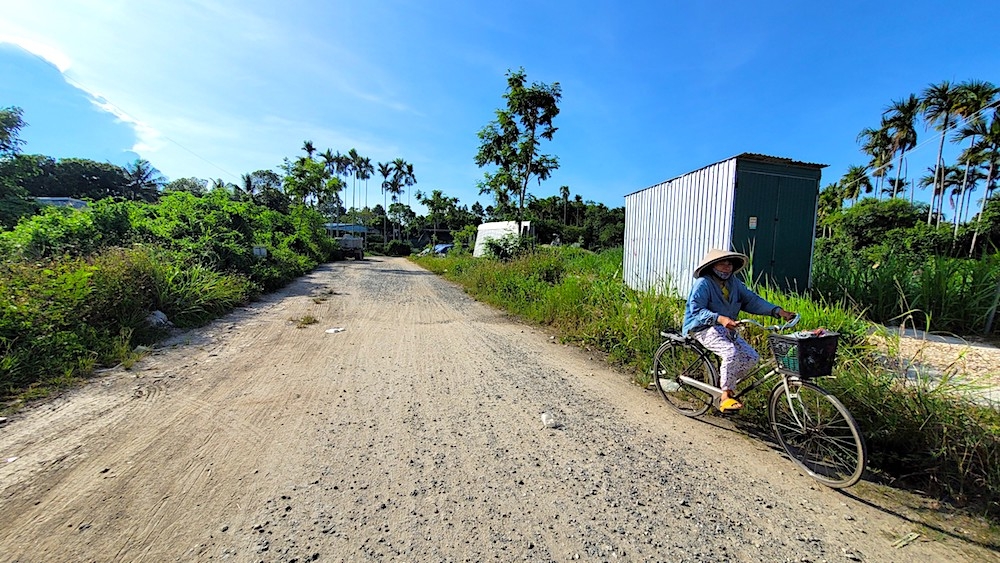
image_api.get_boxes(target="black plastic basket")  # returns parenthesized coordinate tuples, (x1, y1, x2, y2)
(767, 332, 839, 378)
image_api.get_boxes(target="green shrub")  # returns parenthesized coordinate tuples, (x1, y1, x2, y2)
(413, 246, 1000, 518)
(386, 240, 411, 256)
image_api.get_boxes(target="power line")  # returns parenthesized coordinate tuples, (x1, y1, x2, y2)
(837, 99, 1000, 198)
(17, 45, 241, 181)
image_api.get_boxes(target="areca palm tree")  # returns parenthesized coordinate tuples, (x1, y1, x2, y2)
(817, 183, 843, 238)
(951, 80, 999, 235)
(883, 94, 920, 198)
(922, 81, 963, 224)
(347, 148, 361, 213)
(966, 111, 1000, 254)
(857, 124, 894, 198)
(560, 185, 570, 224)
(840, 165, 873, 205)
(391, 158, 416, 207)
(302, 140, 316, 158)
(917, 165, 959, 225)
(377, 161, 393, 241)
(358, 156, 374, 210)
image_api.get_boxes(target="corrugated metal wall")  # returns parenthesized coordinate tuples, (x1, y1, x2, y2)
(625, 154, 824, 298)
(624, 158, 738, 297)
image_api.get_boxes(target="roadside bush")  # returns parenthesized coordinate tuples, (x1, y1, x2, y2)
(413, 247, 1000, 518)
(386, 240, 411, 256)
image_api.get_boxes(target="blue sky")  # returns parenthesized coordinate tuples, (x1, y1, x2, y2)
(1, 0, 998, 215)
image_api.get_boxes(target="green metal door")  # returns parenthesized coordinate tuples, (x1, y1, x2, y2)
(731, 158, 821, 292)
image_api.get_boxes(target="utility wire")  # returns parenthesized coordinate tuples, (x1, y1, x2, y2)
(18, 45, 240, 181)
(838, 100, 1000, 196)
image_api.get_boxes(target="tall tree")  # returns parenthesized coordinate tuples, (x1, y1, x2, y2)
(965, 110, 1000, 254)
(123, 158, 166, 202)
(951, 80, 999, 235)
(358, 156, 374, 210)
(0, 106, 34, 227)
(560, 185, 570, 224)
(302, 140, 316, 159)
(922, 81, 963, 224)
(377, 161, 393, 241)
(840, 165, 873, 205)
(883, 94, 920, 198)
(816, 183, 844, 238)
(0, 106, 26, 157)
(857, 123, 893, 199)
(475, 68, 562, 237)
(347, 148, 361, 213)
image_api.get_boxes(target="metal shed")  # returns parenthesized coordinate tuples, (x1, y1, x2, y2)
(623, 153, 826, 297)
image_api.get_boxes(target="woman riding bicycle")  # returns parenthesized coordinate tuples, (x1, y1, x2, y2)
(681, 249, 796, 413)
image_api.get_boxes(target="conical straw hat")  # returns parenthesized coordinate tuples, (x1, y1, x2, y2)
(693, 248, 749, 278)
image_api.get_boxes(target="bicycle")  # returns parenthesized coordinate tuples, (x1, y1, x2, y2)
(652, 315, 868, 488)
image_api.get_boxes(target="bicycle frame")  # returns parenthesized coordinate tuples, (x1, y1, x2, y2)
(675, 314, 802, 408)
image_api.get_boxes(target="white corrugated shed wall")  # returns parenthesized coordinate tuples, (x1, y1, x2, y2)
(624, 158, 738, 298)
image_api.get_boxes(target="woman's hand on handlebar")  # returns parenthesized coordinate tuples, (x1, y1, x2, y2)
(777, 308, 796, 322)
(717, 315, 738, 330)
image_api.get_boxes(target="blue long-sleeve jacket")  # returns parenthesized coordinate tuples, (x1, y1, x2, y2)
(681, 276, 781, 336)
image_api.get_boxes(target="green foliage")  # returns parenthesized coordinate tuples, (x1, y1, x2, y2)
(413, 248, 1000, 517)
(386, 240, 412, 256)
(829, 335, 1000, 511)
(835, 197, 922, 248)
(0, 190, 341, 407)
(0, 106, 26, 156)
(813, 244, 1000, 334)
(483, 233, 533, 261)
(475, 68, 561, 229)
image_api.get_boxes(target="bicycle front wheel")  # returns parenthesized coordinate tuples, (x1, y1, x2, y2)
(768, 379, 867, 488)
(653, 341, 717, 417)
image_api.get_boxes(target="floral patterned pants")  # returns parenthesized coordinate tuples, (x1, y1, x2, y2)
(692, 325, 760, 391)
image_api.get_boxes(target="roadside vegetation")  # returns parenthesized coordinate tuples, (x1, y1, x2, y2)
(3, 71, 1000, 522)
(414, 246, 1000, 521)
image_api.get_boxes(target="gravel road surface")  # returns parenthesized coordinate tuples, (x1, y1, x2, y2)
(0, 257, 995, 562)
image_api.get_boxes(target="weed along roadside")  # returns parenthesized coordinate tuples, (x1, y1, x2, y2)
(4, 256, 996, 561)
(412, 247, 1000, 536)
(0, 192, 351, 411)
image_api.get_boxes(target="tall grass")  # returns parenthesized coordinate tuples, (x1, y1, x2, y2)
(813, 250, 1000, 334)
(0, 246, 258, 408)
(414, 247, 1000, 517)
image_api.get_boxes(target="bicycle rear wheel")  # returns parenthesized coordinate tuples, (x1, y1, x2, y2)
(768, 379, 867, 488)
(653, 340, 717, 417)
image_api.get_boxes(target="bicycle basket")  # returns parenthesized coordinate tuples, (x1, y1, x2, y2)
(767, 332, 839, 378)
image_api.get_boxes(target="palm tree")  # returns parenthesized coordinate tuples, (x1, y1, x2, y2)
(239, 173, 255, 202)
(391, 158, 416, 207)
(377, 161, 393, 241)
(302, 140, 316, 159)
(883, 94, 920, 198)
(560, 185, 570, 224)
(123, 158, 166, 201)
(917, 166, 955, 225)
(922, 81, 963, 224)
(347, 148, 361, 213)
(951, 80, 999, 235)
(967, 111, 1000, 254)
(857, 123, 893, 198)
(358, 156, 374, 210)
(840, 165, 872, 205)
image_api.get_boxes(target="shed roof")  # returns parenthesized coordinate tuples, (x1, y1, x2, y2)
(627, 153, 828, 198)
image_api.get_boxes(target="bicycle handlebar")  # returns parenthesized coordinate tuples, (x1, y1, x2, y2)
(735, 313, 800, 332)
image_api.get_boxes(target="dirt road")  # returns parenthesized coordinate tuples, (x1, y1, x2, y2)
(0, 257, 995, 562)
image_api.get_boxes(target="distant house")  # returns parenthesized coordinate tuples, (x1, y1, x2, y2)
(35, 197, 89, 209)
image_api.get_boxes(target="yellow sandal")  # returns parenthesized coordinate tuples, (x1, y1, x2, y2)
(719, 398, 744, 413)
